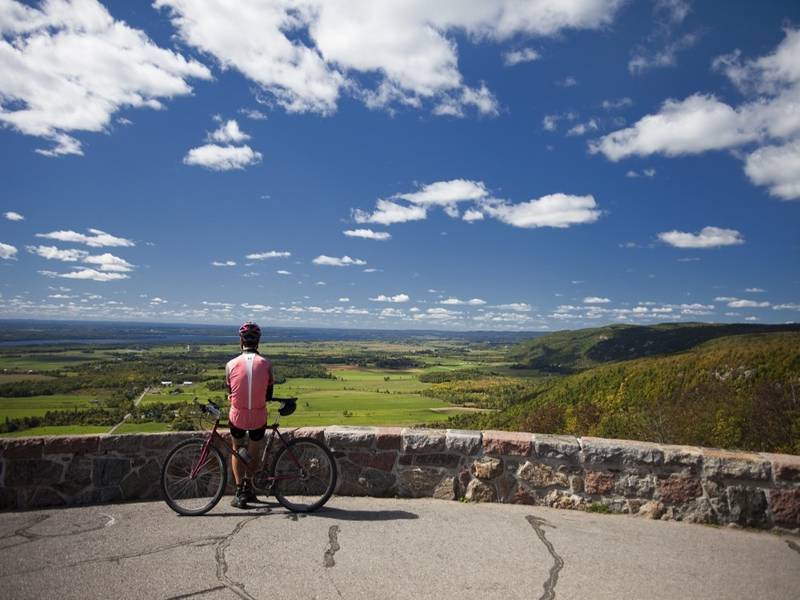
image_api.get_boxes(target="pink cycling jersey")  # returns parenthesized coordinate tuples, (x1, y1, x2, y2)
(225, 351, 273, 430)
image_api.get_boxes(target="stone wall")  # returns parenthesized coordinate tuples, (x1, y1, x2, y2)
(1, 428, 798, 533)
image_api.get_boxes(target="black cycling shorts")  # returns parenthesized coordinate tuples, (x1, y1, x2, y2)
(229, 424, 266, 443)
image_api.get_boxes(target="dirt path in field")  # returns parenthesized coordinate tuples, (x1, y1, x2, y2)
(107, 386, 151, 434)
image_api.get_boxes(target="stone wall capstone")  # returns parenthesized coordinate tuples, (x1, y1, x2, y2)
(1, 428, 798, 533)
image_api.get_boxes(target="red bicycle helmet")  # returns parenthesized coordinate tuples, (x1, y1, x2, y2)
(238, 321, 261, 345)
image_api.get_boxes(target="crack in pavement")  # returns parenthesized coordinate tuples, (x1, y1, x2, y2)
(0, 536, 223, 579)
(525, 515, 564, 600)
(164, 584, 229, 599)
(322, 525, 344, 599)
(787, 540, 800, 556)
(323, 525, 340, 568)
(214, 516, 262, 600)
(0, 513, 116, 551)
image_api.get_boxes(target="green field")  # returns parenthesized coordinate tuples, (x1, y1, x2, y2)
(0, 394, 104, 419)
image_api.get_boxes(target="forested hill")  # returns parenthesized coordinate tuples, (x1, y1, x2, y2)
(444, 328, 800, 454)
(509, 322, 800, 373)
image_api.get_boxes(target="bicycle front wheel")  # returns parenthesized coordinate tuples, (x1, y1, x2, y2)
(161, 438, 227, 516)
(272, 438, 337, 513)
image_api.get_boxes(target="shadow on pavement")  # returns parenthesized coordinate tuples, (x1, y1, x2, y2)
(309, 506, 419, 521)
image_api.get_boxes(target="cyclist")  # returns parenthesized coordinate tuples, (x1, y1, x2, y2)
(226, 321, 274, 508)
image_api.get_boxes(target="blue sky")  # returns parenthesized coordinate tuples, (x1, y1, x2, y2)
(1, 0, 799, 330)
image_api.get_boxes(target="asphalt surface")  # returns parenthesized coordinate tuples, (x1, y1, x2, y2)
(1, 496, 798, 600)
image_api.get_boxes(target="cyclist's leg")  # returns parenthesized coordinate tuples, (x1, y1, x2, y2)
(230, 424, 247, 486)
(246, 426, 267, 480)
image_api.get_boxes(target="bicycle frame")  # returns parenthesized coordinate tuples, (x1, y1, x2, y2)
(189, 416, 305, 484)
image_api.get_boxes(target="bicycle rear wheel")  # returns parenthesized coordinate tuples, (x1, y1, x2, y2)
(271, 438, 337, 513)
(161, 438, 227, 516)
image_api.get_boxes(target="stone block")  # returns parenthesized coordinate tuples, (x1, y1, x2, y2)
(44, 436, 100, 455)
(28, 487, 66, 509)
(347, 451, 397, 472)
(358, 468, 396, 496)
(141, 432, 197, 450)
(570, 475, 584, 494)
(544, 490, 586, 511)
(401, 429, 446, 454)
(465, 478, 496, 502)
(398, 467, 444, 497)
(638, 500, 665, 519)
(657, 475, 702, 504)
(580, 437, 663, 466)
(335, 459, 366, 496)
(761, 453, 800, 483)
(374, 427, 403, 450)
(584, 471, 615, 495)
(413, 453, 460, 469)
(726, 486, 768, 527)
(495, 475, 516, 502)
(445, 430, 481, 455)
(433, 476, 456, 501)
(702, 449, 771, 481)
(1, 438, 43, 459)
(769, 488, 800, 527)
(516, 461, 568, 488)
(99, 435, 145, 455)
(661, 444, 703, 470)
(511, 486, 538, 505)
(92, 456, 130, 487)
(471, 457, 503, 480)
(614, 473, 656, 499)
(325, 427, 376, 451)
(533, 434, 581, 460)
(292, 427, 325, 442)
(6, 459, 63, 487)
(64, 456, 92, 486)
(482, 430, 533, 457)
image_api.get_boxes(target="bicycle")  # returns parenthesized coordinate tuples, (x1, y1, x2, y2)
(160, 398, 337, 516)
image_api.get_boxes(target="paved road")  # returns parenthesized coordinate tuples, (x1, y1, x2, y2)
(1, 497, 798, 600)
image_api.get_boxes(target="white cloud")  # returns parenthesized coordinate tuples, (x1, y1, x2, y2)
(584, 296, 611, 304)
(398, 179, 488, 206)
(353, 200, 427, 225)
(594, 28, 800, 200)
(629, 32, 698, 75)
(414, 307, 462, 320)
(773, 303, 800, 311)
(467, 298, 486, 306)
(370, 293, 409, 303)
(183, 144, 262, 171)
(566, 119, 598, 136)
(492, 303, 531, 312)
(4, 211, 24, 221)
(557, 76, 578, 87)
(312, 255, 366, 267)
(212, 260, 237, 267)
(745, 287, 766, 293)
(462, 209, 484, 222)
(0, 0, 210, 156)
(40, 268, 128, 282)
(714, 297, 770, 308)
(150, 297, 168, 304)
(315, 281, 326, 286)
(239, 108, 267, 120)
(246, 251, 291, 260)
(208, 120, 250, 143)
(542, 115, 559, 131)
(241, 303, 271, 311)
(643, 168, 656, 177)
(0, 242, 18, 260)
(35, 228, 134, 248)
(658, 226, 744, 248)
(744, 141, 800, 200)
(601, 97, 632, 110)
(481, 193, 601, 229)
(26, 245, 87, 262)
(156, 1, 623, 117)
(276, 270, 292, 275)
(338, 297, 349, 302)
(82, 253, 134, 272)
(590, 94, 757, 161)
(343, 228, 392, 241)
(379, 308, 405, 318)
(503, 48, 540, 66)
(363, 268, 380, 273)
